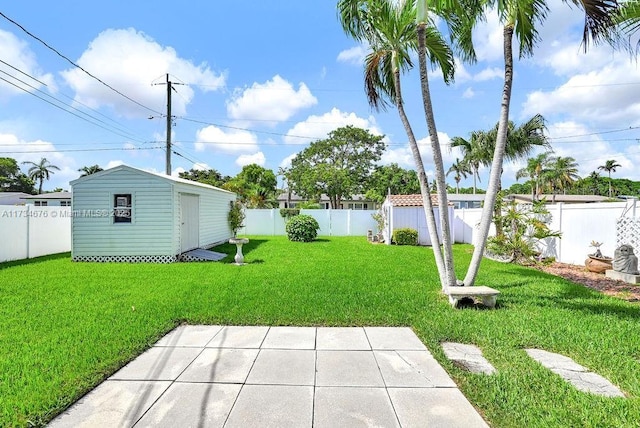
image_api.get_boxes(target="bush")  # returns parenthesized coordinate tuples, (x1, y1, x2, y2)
(392, 228, 418, 246)
(279, 208, 300, 219)
(286, 214, 320, 242)
(227, 200, 245, 237)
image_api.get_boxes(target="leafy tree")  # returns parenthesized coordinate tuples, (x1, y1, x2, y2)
(224, 164, 278, 208)
(287, 126, 385, 209)
(78, 165, 103, 177)
(22, 157, 59, 194)
(179, 168, 230, 188)
(0, 157, 35, 193)
(543, 156, 580, 202)
(598, 159, 622, 197)
(364, 163, 420, 203)
(450, 131, 490, 194)
(516, 152, 552, 201)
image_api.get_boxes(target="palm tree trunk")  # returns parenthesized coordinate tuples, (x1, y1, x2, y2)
(417, 23, 456, 291)
(463, 25, 514, 287)
(473, 170, 477, 194)
(392, 67, 446, 286)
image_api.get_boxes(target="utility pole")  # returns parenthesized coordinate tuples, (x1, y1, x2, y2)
(165, 73, 172, 175)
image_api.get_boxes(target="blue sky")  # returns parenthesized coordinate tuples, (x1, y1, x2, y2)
(2, 0, 640, 192)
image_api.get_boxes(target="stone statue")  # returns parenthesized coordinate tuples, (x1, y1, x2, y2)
(612, 244, 639, 275)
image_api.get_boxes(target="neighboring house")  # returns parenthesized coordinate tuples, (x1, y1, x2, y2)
(277, 192, 378, 210)
(381, 194, 455, 246)
(22, 191, 72, 207)
(0, 192, 31, 205)
(507, 194, 612, 204)
(70, 165, 236, 263)
(448, 193, 485, 209)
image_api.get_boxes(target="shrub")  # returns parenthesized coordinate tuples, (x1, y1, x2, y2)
(279, 208, 300, 219)
(286, 214, 320, 242)
(392, 228, 418, 246)
(228, 200, 246, 237)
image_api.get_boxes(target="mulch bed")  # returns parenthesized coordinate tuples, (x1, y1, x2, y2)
(535, 262, 640, 302)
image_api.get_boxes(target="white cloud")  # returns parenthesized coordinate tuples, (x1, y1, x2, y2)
(474, 67, 502, 82)
(61, 28, 225, 118)
(105, 160, 124, 169)
(337, 45, 369, 65)
(284, 108, 382, 144)
(381, 132, 458, 173)
(279, 152, 297, 170)
(471, 12, 503, 63)
(226, 75, 317, 124)
(0, 30, 56, 99)
(194, 125, 258, 154)
(236, 151, 266, 167)
(462, 87, 475, 99)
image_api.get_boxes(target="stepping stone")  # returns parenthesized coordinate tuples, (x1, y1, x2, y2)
(441, 343, 496, 375)
(525, 349, 625, 397)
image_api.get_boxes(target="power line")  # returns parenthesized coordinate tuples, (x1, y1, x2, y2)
(0, 146, 162, 154)
(0, 11, 163, 116)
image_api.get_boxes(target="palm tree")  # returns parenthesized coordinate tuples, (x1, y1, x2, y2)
(544, 156, 580, 203)
(450, 131, 490, 194)
(516, 152, 552, 201)
(447, 158, 469, 194)
(463, 0, 618, 287)
(598, 159, 621, 197)
(22, 158, 60, 194)
(338, 0, 457, 287)
(588, 170, 602, 195)
(78, 165, 103, 177)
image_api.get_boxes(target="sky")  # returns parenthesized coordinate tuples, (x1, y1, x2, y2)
(2, 0, 640, 193)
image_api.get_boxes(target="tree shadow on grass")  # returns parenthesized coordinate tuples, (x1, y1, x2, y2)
(0, 252, 70, 271)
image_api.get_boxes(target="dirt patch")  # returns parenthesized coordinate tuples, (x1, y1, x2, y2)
(534, 262, 640, 302)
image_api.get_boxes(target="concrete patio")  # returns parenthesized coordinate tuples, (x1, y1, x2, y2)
(48, 326, 489, 427)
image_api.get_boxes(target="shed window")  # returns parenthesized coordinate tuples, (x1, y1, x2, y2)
(60, 201, 71, 207)
(113, 194, 132, 223)
(34, 201, 48, 206)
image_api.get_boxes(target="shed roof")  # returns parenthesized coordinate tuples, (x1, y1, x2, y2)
(387, 194, 448, 207)
(70, 165, 234, 194)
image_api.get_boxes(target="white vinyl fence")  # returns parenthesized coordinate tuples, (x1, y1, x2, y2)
(239, 209, 378, 237)
(453, 202, 629, 265)
(0, 206, 71, 263)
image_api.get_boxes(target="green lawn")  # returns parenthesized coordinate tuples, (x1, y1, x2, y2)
(1, 236, 639, 427)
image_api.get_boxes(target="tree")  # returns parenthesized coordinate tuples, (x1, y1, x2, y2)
(287, 126, 385, 209)
(598, 159, 621, 197)
(543, 156, 580, 202)
(364, 163, 420, 203)
(463, 0, 617, 287)
(224, 164, 278, 208)
(339, 0, 459, 288)
(78, 165, 103, 177)
(179, 168, 230, 188)
(0, 157, 35, 193)
(516, 152, 552, 201)
(22, 157, 59, 194)
(446, 158, 469, 194)
(450, 131, 490, 194)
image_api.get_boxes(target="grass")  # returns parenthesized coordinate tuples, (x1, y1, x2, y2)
(1, 236, 639, 427)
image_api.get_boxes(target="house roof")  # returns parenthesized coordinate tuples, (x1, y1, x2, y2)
(70, 165, 234, 194)
(507, 194, 612, 203)
(22, 191, 72, 200)
(387, 194, 445, 207)
(0, 192, 31, 205)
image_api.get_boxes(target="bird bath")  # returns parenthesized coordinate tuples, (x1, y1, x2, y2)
(229, 238, 249, 265)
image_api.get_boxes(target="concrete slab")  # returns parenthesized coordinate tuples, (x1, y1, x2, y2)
(316, 350, 385, 387)
(442, 342, 497, 375)
(364, 327, 427, 350)
(375, 350, 457, 388)
(109, 347, 202, 381)
(134, 382, 241, 427)
(246, 349, 315, 385)
(177, 348, 259, 383)
(47, 380, 171, 428)
(388, 387, 490, 428)
(154, 325, 223, 347)
(316, 327, 371, 350)
(605, 269, 640, 284)
(225, 385, 313, 428)
(526, 349, 625, 397)
(206, 325, 269, 348)
(261, 326, 316, 349)
(314, 386, 400, 428)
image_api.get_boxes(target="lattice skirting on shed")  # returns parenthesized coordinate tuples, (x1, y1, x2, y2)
(616, 218, 640, 250)
(72, 255, 177, 263)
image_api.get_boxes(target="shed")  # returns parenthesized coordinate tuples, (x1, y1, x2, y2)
(381, 194, 455, 246)
(70, 165, 236, 263)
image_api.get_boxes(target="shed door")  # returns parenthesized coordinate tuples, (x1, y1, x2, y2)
(180, 193, 200, 252)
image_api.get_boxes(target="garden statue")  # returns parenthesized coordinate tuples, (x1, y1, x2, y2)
(612, 244, 639, 275)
